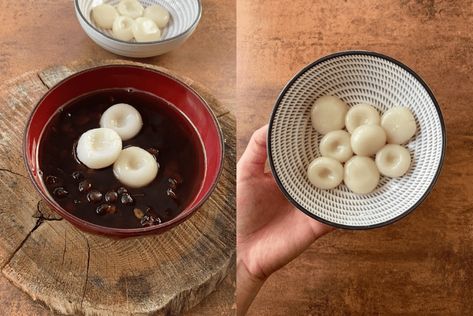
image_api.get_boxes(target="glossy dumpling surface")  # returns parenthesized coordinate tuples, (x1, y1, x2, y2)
(100, 103, 143, 141)
(344, 156, 380, 194)
(307, 157, 344, 189)
(113, 146, 158, 188)
(112, 16, 135, 41)
(376, 144, 411, 177)
(76, 128, 122, 169)
(345, 103, 380, 133)
(319, 130, 353, 162)
(92, 4, 119, 29)
(117, 0, 144, 18)
(381, 107, 416, 144)
(351, 124, 386, 156)
(132, 17, 162, 42)
(144, 4, 170, 28)
(311, 96, 348, 134)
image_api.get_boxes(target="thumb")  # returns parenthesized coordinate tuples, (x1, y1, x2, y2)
(237, 125, 268, 179)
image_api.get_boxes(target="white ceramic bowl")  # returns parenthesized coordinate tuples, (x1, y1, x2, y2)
(74, 0, 202, 57)
(268, 51, 446, 229)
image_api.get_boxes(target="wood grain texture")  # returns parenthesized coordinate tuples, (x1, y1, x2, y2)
(0, 61, 235, 315)
(0, 0, 235, 315)
(237, 0, 473, 315)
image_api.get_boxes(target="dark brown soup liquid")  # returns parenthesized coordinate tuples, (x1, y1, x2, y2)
(39, 88, 205, 229)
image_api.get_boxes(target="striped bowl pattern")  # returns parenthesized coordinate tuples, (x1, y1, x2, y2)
(75, 0, 201, 57)
(268, 51, 446, 229)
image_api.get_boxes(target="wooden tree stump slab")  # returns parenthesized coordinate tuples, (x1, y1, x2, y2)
(0, 60, 235, 315)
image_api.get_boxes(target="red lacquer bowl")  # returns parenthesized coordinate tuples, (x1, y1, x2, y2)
(23, 65, 224, 237)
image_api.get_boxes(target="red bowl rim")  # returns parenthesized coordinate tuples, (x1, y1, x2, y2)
(23, 64, 225, 237)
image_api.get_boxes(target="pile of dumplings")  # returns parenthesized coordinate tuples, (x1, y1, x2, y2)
(307, 96, 416, 194)
(92, 0, 170, 42)
(76, 103, 159, 188)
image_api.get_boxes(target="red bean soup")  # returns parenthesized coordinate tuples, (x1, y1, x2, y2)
(38, 88, 205, 229)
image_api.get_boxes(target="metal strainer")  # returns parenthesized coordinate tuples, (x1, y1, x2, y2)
(268, 51, 446, 229)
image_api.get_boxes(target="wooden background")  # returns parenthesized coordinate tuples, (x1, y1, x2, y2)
(237, 0, 473, 315)
(4, 0, 473, 314)
(0, 0, 235, 315)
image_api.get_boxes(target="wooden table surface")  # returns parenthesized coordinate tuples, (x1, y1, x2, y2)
(237, 0, 473, 315)
(0, 0, 235, 315)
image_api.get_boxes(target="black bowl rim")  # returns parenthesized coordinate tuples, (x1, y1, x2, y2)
(267, 50, 447, 230)
(23, 64, 225, 237)
(74, 0, 202, 46)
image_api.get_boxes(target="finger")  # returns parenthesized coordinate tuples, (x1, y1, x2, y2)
(306, 214, 336, 238)
(238, 125, 268, 178)
(294, 209, 335, 239)
(310, 221, 335, 238)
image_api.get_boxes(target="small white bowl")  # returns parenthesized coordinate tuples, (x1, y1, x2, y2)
(268, 51, 446, 229)
(74, 0, 202, 58)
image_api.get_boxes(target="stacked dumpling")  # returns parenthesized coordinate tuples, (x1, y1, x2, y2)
(92, 0, 170, 42)
(307, 96, 416, 194)
(76, 103, 159, 188)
